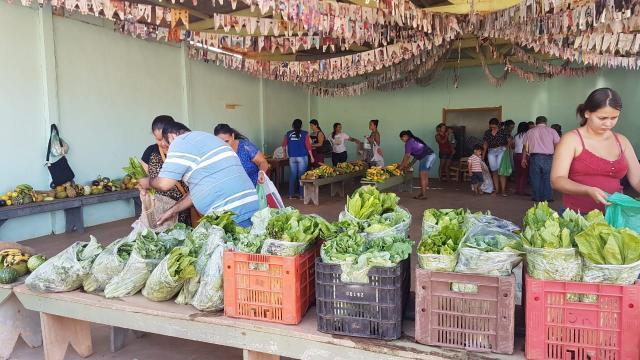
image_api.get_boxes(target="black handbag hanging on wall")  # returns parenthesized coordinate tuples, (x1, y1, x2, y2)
(46, 124, 75, 186)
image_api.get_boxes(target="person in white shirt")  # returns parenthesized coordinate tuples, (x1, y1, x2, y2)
(330, 122, 360, 166)
(513, 121, 530, 195)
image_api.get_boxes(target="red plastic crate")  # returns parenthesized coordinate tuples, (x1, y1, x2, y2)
(525, 274, 640, 360)
(223, 245, 318, 325)
(415, 269, 516, 354)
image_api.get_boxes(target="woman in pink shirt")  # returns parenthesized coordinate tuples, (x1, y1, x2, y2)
(551, 88, 640, 213)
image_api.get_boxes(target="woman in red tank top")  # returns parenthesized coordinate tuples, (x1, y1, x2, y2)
(551, 88, 640, 213)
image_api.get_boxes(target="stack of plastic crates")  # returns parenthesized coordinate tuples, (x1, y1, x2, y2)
(415, 269, 516, 354)
(315, 259, 409, 340)
(223, 246, 318, 325)
(525, 274, 640, 359)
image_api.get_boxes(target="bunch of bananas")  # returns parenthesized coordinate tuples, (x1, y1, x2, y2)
(363, 167, 390, 183)
(12, 184, 35, 206)
(0, 249, 31, 276)
(302, 165, 337, 180)
(336, 162, 354, 174)
(384, 163, 403, 177)
(350, 161, 367, 171)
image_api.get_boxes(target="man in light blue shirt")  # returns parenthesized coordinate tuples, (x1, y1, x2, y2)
(138, 122, 259, 227)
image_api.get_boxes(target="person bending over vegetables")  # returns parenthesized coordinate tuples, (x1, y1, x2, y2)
(137, 122, 259, 228)
(398, 130, 436, 200)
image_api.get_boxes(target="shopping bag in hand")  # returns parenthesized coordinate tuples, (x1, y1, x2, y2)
(261, 176, 284, 209)
(605, 192, 640, 232)
(498, 150, 512, 177)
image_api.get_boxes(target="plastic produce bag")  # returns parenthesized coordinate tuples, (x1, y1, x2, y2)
(249, 208, 274, 235)
(582, 259, 640, 286)
(256, 182, 268, 210)
(158, 223, 190, 252)
(260, 238, 309, 256)
(142, 246, 196, 302)
(104, 230, 166, 298)
(26, 236, 103, 292)
(417, 253, 457, 272)
(175, 225, 225, 305)
(139, 193, 177, 233)
(605, 192, 640, 233)
(190, 234, 225, 311)
(363, 207, 412, 240)
(455, 226, 522, 276)
(480, 163, 494, 194)
(498, 149, 512, 176)
(524, 246, 582, 281)
(83, 237, 134, 293)
(464, 213, 520, 233)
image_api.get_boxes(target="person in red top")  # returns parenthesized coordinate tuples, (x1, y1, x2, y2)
(435, 123, 455, 181)
(551, 88, 640, 213)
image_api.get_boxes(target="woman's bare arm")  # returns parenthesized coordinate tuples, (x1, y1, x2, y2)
(619, 134, 640, 192)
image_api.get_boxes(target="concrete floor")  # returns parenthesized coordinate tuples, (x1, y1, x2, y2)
(13, 179, 541, 360)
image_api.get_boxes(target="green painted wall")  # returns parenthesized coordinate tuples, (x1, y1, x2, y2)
(0, 4, 310, 241)
(315, 66, 640, 167)
(262, 80, 310, 153)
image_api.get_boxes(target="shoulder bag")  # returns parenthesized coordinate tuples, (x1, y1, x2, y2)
(45, 124, 75, 186)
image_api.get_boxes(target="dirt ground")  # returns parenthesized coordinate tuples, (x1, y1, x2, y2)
(13, 179, 540, 360)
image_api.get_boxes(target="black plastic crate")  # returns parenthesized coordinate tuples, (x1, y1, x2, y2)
(315, 258, 409, 340)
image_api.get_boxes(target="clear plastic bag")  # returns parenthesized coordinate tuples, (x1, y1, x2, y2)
(260, 239, 309, 256)
(417, 253, 457, 271)
(142, 254, 183, 302)
(524, 246, 582, 281)
(455, 226, 522, 276)
(103, 252, 161, 298)
(158, 224, 190, 251)
(83, 237, 133, 293)
(26, 236, 103, 292)
(190, 243, 225, 311)
(464, 214, 520, 233)
(363, 207, 412, 240)
(582, 259, 640, 286)
(249, 207, 274, 235)
(175, 226, 225, 305)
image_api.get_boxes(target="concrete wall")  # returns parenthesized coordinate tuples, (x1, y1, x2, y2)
(315, 66, 640, 166)
(0, 3, 310, 241)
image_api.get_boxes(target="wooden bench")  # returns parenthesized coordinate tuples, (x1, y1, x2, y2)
(361, 173, 413, 192)
(0, 281, 42, 360)
(301, 170, 366, 206)
(0, 190, 142, 233)
(12, 285, 526, 360)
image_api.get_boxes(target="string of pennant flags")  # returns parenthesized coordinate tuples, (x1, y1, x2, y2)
(7, 0, 640, 96)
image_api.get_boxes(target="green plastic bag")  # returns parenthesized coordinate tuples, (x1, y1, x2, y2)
(256, 183, 268, 210)
(498, 149, 512, 177)
(606, 192, 640, 233)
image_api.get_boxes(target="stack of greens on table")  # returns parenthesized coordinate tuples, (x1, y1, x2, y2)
(26, 236, 103, 292)
(575, 223, 640, 286)
(142, 245, 198, 302)
(321, 227, 412, 283)
(104, 229, 166, 298)
(417, 209, 466, 271)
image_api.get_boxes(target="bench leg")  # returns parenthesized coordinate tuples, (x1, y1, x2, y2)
(330, 181, 345, 198)
(311, 185, 319, 206)
(64, 207, 84, 233)
(41, 313, 92, 360)
(0, 293, 42, 360)
(303, 184, 319, 206)
(110, 326, 146, 352)
(0, 219, 5, 230)
(133, 197, 142, 217)
(243, 349, 280, 360)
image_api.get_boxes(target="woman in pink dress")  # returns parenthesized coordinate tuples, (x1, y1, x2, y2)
(551, 88, 640, 213)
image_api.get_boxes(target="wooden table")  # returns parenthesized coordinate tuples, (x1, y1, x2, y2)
(267, 158, 289, 191)
(361, 173, 414, 192)
(12, 285, 524, 360)
(0, 281, 42, 360)
(301, 170, 366, 206)
(0, 190, 142, 233)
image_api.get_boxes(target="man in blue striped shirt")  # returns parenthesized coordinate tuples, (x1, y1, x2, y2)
(138, 122, 259, 227)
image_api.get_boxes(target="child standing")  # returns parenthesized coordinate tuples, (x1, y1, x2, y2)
(468, 144, 485, 195)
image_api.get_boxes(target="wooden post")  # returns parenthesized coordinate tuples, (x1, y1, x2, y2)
(40, 313, 92, 360)
(0, 294, 42, 360)
(64, 207, 84, 233)
(243, 349, 280, 360)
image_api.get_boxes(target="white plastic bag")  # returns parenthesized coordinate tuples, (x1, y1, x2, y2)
(190, 243, 225, 311)
(83, 237, 134, 293)
(417, 253, 457, 272)
(455, 226, 522, 276)
(524, 246, 582, 281)
(26, 236, 103, 292)
(104, 252, 161, 298)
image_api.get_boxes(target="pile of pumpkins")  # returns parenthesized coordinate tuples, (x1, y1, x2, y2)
(0, 249, 46, 284)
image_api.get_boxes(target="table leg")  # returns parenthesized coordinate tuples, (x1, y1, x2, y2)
(133, 197, 142, 217)
(303, 183, 319, 206)
(330, 181, 345, 198)
(243, 349, 280, 360)
(109, 326, 146, 352)
(0, 294, 42, 360)
(41, 313, 92, 360)
(63, 207, 84, 233)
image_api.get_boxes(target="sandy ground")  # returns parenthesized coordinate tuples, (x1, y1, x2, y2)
(13, 179, 541, 360)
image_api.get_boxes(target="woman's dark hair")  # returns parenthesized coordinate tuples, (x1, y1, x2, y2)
(310, 119, 322, 132)
(292, 118, 302, 136)
(489, 118, 500, 126)
(332, 122, 341, 139)
(214, 123, 246, 140)
(504, 119, 515, 128)
(399, 130, 427, 146)
(576, 87, 623, 126)
(473, 144, 484, 151)
(162, 122, 190, 143)
(151, 115, 175, 132)
(516, 122, 529, 136)
(436, 123, 446, 131)
(370, 119, 379, 128)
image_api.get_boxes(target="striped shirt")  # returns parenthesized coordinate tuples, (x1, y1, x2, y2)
(159, 131, 259, 226)
(468, 154, 484, 172)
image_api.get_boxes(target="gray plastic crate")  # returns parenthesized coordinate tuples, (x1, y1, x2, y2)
(315, 258, 409, 340)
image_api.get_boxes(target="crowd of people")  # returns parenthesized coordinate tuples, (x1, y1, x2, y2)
(134, 87, 639, 229)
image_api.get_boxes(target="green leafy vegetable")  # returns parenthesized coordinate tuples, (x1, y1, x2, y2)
(346, 186, 398, 220)
(122, 157, 148, 180)
(266, 209, 325, 243)
(133, 230, 166, 260)
(167, 246, 197, 281)
(321, 229, 366, 264)
(522, 202, 571, 249)
(418, 215, 464, 255)
(575, 223, 640, 265)
(236, 234, 267, 254)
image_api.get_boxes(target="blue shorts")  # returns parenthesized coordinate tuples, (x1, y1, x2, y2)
(418, 153, 436, 172)
(471, 172, 484, 185)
